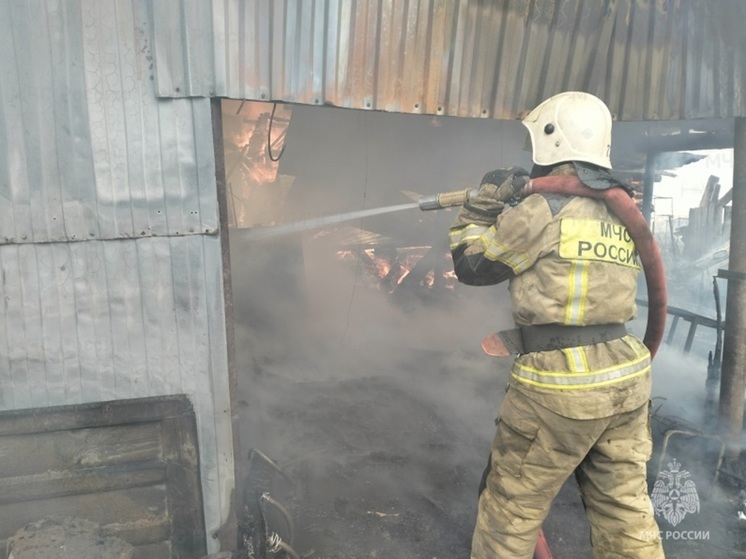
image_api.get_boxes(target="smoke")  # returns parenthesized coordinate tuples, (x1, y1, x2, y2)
(229, 103, 525, 388)
(228, 103, 738, 558)
(229, 105, 526, 557)
(231, 227, 514, 556)
(230, 222, 513, 440)
(650, 344, 711, 426)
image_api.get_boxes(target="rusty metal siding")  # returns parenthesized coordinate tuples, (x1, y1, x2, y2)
(0, 0, 232, 552)
(151, 0, 746, 121)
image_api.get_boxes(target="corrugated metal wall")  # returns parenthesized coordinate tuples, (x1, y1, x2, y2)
(0, 0, 232, 551)
(1, 0, 219, 244)
(150, 0, 746, 121)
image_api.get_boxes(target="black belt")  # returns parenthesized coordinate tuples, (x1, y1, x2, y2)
(497, 323, 628, 354)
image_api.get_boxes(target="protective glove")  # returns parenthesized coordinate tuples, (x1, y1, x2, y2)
(452, 166, 530, 227)
(478, 166, 531, 204)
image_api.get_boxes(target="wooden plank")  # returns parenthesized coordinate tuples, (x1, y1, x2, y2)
(684, 320, 699, 353)
(0, 396, 205, 558)
(161, 415, 207, 558)
(666, 315, 681, 344)
(132, 542, 172, 559)
(665, 304, 719, 329)
(0, 519, 172, 559)
(0, 462, 167, 505)
(101, 518, 172, 546)
(699, 175, 720, 207)
(0, 395, 193, 436)
(0, 422, 162, 477)
(720, 188, 733, 206)
(0, 485, 167, 540)
(685, 206, 702, 256)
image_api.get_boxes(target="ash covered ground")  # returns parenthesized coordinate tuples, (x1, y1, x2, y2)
(235, 350, 746, 559)
(231, 233, 746, 559)
(239, 351, 502, 559)
(237, 345, 599, 559)
(230, 231, 589, 558)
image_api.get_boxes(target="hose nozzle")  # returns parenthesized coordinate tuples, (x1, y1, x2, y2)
(418, 188, 479, 211)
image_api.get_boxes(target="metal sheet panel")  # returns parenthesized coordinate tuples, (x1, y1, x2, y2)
(0, 234, 232, 550)
(151, 0, 746, 121)
(0, 0, 232, 551)
(0, 0, 219, 246)
(0, 0, 96, 245)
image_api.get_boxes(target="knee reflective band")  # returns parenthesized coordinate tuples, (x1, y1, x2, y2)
(520, 176, 667, 358)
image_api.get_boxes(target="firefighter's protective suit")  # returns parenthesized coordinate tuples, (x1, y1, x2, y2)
(450, 92, 665, 559)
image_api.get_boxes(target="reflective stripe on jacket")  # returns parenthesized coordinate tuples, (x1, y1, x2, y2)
(511, 341, 650, 389)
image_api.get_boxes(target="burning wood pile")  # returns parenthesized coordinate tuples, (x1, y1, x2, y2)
(335, 243, 456, 293)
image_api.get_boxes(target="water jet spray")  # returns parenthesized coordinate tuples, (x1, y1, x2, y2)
(239, 184, 493, 243)
(241, 202, 420, 241)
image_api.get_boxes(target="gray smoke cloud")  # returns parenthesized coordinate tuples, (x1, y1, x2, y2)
(228, 104, 736, 558)
(230, 106, 526, 558)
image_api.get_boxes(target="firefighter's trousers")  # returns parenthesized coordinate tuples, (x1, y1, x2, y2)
(471, 387, 665, 559)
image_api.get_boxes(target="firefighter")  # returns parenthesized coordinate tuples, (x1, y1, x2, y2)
(449, 91, 665, 559)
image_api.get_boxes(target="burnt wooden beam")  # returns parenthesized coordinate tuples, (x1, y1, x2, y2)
(0, 395, 194, 436)
(719, 116, 746, 457)
(0, 463, 167, 505)
(161, 414, 207, 557)
(0, 396, 206, 558)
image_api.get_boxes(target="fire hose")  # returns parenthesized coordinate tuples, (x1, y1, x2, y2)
(418, 175, 667, 357)
(520, 175, 668, 358)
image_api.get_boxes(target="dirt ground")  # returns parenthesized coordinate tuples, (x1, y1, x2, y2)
(237, 343, 596, 559)
(236, 343, 746, 559)
(646, 398, 746, 559)
(230, 234, 746, 559)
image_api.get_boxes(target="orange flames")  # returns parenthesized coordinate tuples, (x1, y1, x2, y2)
(336, 247, 456, 292)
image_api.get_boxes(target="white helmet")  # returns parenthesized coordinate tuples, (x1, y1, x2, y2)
(522, 91, 613, 169)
